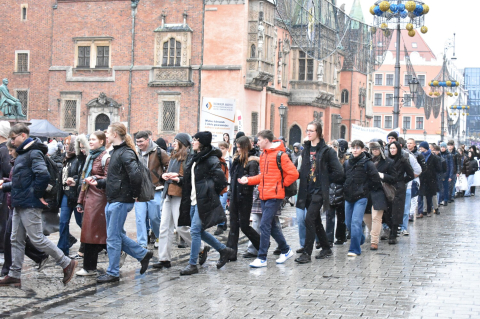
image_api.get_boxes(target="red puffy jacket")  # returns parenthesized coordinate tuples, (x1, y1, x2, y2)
(247, 140, 299, 200)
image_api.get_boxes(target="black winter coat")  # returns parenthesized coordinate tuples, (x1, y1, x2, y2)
(419, 151, 442, 197)
(230, 149, 260, 204)
(451, 148, 462, 175)
(97, 142, 141, 203)
(60, 156, 80, 206)
(178, 146, 228, 229)
(462, 157, 478, 177)
(343, 152, 382, 203)
(296, 140, 344, 211)
(365, 156, 396, 214)
(9, 138, 50, 208)
(388, 154, 415, 225)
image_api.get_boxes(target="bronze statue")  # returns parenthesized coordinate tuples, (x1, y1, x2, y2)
(0, 78, 26, 118)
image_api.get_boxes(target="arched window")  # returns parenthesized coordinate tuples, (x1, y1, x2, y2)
(341, 89, 349, 104)
(251, 44, 256, 58)
(162, 38, 181, 66)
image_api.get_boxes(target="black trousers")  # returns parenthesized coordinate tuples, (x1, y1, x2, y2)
(1, 210, 47, 276)
(325, 204, 346, 243)
(226, 198, 260, 254)
(304, 194, 330, 255)
(83, 243, 106, 271)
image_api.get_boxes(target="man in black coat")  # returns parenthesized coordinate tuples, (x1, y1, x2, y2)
(91, 123, 153, 283)
(447, 140, 461, 202)
(0, 121, 11, 258)
(0, 124, 77, 287)
(417, 141, 442, 217)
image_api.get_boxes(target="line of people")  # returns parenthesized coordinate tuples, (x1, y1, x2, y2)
(0, 119, 475, 287)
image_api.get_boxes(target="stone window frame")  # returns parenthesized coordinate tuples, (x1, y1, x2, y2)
(341, 89, 349, 104)
(298, 51, 314, 81)
(73, 37, 113, 69)
(155, 32, 191, 68)
(60, 92, 81, 132)
(15, 89, 29, 117)
(415, 116, 424, 130)
(384, 115, 393, 129)
(157, 93, 180, 134)
(251, 112, 259, 136)
(373, 115, 382, 128)
(21, 4, 28, 21)
(14, 50, 29, 73)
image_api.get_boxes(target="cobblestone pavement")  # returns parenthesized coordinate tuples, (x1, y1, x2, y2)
(1, 196, 480, 318)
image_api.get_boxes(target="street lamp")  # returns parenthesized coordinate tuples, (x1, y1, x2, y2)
(403, 127, 407, 139)
(448, 117, 454, 138)
(408, 77, 419, 102)
(423, 130, 427, 141)
(278, 103, 287, 137)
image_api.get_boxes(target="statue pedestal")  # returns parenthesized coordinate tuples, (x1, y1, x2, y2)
(5, 118, 31, 126)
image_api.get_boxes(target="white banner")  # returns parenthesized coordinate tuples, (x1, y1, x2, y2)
(200, 97, 236, 143)
(351, 124, 400, 142)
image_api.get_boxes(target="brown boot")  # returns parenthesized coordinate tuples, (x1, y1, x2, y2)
(63, 259, 78, 284)
(370, 243, 378, 250)
(0, 276, 21, 288)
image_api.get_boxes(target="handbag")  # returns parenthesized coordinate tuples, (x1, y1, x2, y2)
(456, 174, 468, 191)
(382, 181, 396, 202)
(411, 180, 419, 198)
(473, 171, 480, 187)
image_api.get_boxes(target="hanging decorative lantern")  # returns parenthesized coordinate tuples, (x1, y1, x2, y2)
(420, 26, 428, 34)
(383, 29, 391, 37)
(468, 106, 471, 109)
(380, 23, 388, 29)
(390, 3, 397, 12)
(371, 27, 377, 33)
(467, 113, 470, 116)
(380, 1, 391, 12)
(400, 10, 408, 18)
(433, 80, 439, 86)
(455, 92, 458, 96)
(405, 1, 416, 12)
(456, 81, 460, 86)
(422, 4, 430, 14)
(397, 3, 405, 12)
(408, 29, 416, 37)
(462, 105, 466, 109)
(406, 23, 414, 31)
(370, 5, 376, 15)
(446, 81, 452, 87)
(429, 92, 433, 96)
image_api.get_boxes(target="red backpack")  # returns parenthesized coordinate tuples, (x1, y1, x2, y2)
(219, 157, 229, 195)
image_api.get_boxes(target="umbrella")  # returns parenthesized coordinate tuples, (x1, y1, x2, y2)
(29, 119, 70, 138)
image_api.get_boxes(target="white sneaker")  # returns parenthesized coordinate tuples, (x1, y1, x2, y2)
(347, 252, 358, 257)
(276, 249, 294, 264)
(119, 251, 127, 269)
(249, 258, 267, 268)
(154, 238, 159, 248)
(76, 268, 97, 276)
(400, 230, 409, 236)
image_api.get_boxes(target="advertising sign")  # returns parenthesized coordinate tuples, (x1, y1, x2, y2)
(200, 97, 236, 143)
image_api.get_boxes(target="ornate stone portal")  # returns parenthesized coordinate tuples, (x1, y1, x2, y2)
(86, 92, 121, 133)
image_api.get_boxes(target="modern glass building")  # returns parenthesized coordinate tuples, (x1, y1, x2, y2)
(464, 68, 480, 135)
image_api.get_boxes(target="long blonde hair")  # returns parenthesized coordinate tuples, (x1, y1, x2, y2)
(233, 136, 252, 167)
(109, 122, 136, 153)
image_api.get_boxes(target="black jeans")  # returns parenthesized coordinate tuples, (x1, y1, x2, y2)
(1, 210, 47, 276)
(226, 198, 260, 254)
(325, 204, 346, 243)
(304, 194, 330, 255)
(83, 243, 106, 271)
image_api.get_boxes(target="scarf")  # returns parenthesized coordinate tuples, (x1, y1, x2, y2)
(350, 151, 365, 165)
(372, 155, 381, 166)
(192, 145, 211, 163)
(422, 149, 432, 163)
(16, 137, 33, 153)
(83, 146, 106, 179)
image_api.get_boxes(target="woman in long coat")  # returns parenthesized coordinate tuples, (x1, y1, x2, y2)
(386, 142, 414, 244)
(418, 141, 442, 217)
(364, 141, 396, 250)
(75, 131, 110, 276)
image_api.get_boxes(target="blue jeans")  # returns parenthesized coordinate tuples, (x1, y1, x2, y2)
(296, 208, 307, 248)
(465, 175, 475, 196)
(439, 178, 450, 203)
(189, 205, 226, 265)
(105, 202, 147, 277)
(450, 175, 457, 199)
(58, 194, 83, 255)
(418, 196, 433, 214)
(344, 198, 368, 255)
(258, 199, 290, 261)
(134, 190, 163, 247)
(401, 188, 412, 231)
(217, 193, 228, 227)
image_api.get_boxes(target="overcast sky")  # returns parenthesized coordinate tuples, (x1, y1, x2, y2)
(341, 0, 478, 70)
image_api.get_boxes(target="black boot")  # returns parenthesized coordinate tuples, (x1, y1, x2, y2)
(217, 247, 235, 269)
(388, 226, 398, 245)
(152, 261, 171, 269)
(294, 252, 311, 264)
(180, 264, 198, 276)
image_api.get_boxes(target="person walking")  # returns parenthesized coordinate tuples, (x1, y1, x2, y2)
(439, 142, 453, 206)
(325, 139, 348, 246)
(462, 150, 478, 197)
(153, 133, 206, 270)
(417, 141, 442, 218)
(176, 131, 234, 275)
(225, 136, 261, 258)
(57, 136, 83, 258)
(134, 131, 170, 249)
(342, 140, 382, 256)
(405, 138, 426, 222)
(214, 141, 231, 236)
(75, 131, 110, 276)
(238, 130, 298, 268)
(385, 142, 414, 244)
(0, 124, 77, 287)
(88, 123, 153, 283)
(364, 141, 396, 250)
(448, 140, 461, 201)
(0, 121, 12, 263)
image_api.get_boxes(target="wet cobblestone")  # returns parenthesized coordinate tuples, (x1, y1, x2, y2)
(1, 196, 480, 318)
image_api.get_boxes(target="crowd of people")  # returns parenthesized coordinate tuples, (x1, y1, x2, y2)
(0, 119, 476, 287)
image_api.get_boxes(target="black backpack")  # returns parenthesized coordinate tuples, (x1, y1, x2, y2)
(134, 152, 155, 202)
(439, 155, 447, 173)
(29, 152, 61, 208)
(275, 151, 298, 198)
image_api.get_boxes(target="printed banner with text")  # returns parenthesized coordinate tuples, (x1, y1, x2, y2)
(200, 97, 236, 143)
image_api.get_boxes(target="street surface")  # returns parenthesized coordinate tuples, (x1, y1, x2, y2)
(1, 196, 480, 318)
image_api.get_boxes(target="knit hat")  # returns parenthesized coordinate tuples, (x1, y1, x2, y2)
(440, 142, 447, 148)
(174, 133, 191, 147)
(337, 139, 348, 157)
(387, 131, 398, 141)
(0, 121, 10, 139)
(447, 140, 455, 146)
(155, 137, 168, 151)
(419, 141, 429, 150)
(235, 131, 245, 140)
(193, 131, 212, 147)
